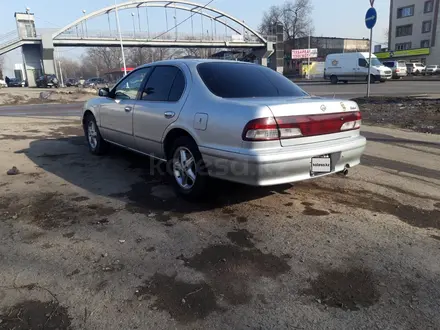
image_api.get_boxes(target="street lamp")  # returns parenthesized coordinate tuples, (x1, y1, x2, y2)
(131, 12, 136, 38)
(82, 10, 88, 37)
(173, 16, 177, 40)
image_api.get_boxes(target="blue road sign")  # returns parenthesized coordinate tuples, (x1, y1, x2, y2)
(365, 7, 377, 29)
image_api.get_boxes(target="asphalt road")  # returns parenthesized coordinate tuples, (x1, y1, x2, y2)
(0, 80, 439, 117)
(298, 80, 440, 99)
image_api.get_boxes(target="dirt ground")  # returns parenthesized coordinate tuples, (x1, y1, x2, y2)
(0, 117, 439, 329)
(355, 97, 440, 135)
(0, 87, 95, 106)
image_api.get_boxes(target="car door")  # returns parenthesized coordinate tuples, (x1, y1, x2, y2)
(133, 65, 188, 158)
(99, 67, 151, 148)
(356, 57, 369, 81)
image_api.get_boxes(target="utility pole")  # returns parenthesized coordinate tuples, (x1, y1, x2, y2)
(115, 0, 127, 75)
(58, 60, 64, 87)
(307, 33, 311, 80)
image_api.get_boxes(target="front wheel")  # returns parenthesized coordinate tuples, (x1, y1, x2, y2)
(168, 136, 209, 201)
(330, 75, 338, 85)
(84, 114, 107, 155)
(368, 75, 376, 84)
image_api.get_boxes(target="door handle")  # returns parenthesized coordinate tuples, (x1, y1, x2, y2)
(164, 111, 175, 119)
(124, 106, 132, 112)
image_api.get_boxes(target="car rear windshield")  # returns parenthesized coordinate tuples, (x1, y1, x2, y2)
(383, 62, 394, 68)
(197, 62, 308, 98)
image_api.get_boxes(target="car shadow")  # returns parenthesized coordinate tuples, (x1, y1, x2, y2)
(20, 136, 292, 217)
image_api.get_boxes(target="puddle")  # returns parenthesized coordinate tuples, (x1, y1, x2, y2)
(0, 300, 71, 330)
(181, 244, 290, 305)
(136, 273, 219, 323)
(71, 196, 89, 202)
(303, 267, 380, 311)
(296, 183, 440, 229)
(2, 192, 117, 230)
(236, 216, 248, 223)
(302, 202, 330, 216)
(227, 229, 255, 248)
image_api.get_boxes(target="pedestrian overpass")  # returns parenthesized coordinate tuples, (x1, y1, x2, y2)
(1, 1, 282, 86)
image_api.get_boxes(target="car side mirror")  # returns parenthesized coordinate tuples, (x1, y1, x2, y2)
(98, 87, 110, 97)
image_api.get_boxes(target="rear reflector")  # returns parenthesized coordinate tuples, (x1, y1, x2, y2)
(243, 112, 361, 141)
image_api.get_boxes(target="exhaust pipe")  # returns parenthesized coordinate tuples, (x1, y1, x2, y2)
(339, 165, 349, 176)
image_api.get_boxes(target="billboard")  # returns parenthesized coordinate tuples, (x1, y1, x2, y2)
(291, 48, 318, 59)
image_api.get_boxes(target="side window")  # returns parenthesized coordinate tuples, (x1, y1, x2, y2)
(142, 66, 181, 102)
(114, 68, 150, 100)
(168, 70, 185, 102)
(358, 58, 368, 67)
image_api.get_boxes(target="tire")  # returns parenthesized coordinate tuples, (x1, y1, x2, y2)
(167, 136, 209, 201)
(84, 114, 107, 155)
(343, 80, 348, 84)
(368, 75, 376, 84)
(330, 75, 338, 84)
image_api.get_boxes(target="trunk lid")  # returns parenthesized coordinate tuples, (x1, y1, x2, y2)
(231, 96, 361, 147)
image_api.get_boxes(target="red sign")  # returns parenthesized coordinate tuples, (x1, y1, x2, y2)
(370, 0, 375, 6)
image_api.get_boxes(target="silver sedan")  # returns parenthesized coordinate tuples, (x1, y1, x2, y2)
(81, 59, 366, 200)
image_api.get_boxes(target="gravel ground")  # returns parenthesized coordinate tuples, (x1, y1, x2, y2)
(355, 97, 440, 134)
(0, 117, 439, 330)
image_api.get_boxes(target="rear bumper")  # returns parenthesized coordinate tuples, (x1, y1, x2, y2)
(200, 135, 367, 186)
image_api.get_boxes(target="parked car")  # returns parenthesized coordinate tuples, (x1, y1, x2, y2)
(0, 79, 7, 88)
(84, 77, 107, 88)
(7, 78, 26, 87)
(81, 60, 367, 200)
(324, 52, 392, 84)
(382, 60, 408, 79)
(425, 65, 440, 75)
(65, 78, 79, 87)
(406, 63, 425, 75)
(36, 74, 59, 88)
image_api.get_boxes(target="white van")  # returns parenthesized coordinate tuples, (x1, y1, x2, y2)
(324, 52, 392, 84)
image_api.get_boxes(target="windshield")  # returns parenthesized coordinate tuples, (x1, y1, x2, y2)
(369, 58, 382, 67)
(427, 65, 437, 68)
(197, 62, 308, 98)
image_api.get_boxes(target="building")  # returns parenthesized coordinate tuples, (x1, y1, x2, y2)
(284, 37, 370, 75)
(385, 0, 439, 64)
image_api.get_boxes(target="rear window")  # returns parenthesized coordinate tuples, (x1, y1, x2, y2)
(197, 62, 308, 98)
(383, 62, 394, 68)
(398, 61, 406, 67)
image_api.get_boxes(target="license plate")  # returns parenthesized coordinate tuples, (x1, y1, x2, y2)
(311, 156, 331, 173)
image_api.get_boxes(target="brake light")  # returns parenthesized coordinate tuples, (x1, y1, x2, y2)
(396, 69, 400, 73)
(242, 117, 280, 141)
(242, 112, 361, 141)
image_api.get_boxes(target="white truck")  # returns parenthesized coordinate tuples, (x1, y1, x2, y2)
(324, 52, 392, 84)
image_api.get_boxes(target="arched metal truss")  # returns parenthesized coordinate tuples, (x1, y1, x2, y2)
(52, 0, 267, 44)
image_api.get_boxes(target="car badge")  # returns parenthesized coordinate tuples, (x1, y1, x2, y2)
(340, 102, 347, 111)
(320, 104, 327, 112)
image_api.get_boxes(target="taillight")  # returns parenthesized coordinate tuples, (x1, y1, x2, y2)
(242, 117, 280, 141)
(242, 112, 361, 141)
(396, 69, 400, 73)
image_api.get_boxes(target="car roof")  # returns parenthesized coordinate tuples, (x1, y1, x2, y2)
(138, 59, 255, 70)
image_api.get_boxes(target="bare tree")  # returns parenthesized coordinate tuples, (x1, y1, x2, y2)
(259, 0, 313, 41)
(81, 47, 123, 77)
(58, 57, 81, 79)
